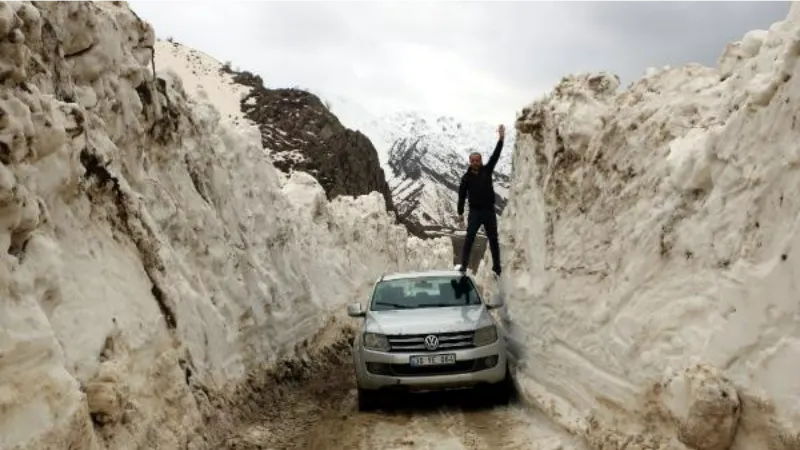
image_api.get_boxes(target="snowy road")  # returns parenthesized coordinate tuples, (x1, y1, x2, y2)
(229, 388, 587, 450)
(294, 392, 587, 450)
(218, 329, 587, 450)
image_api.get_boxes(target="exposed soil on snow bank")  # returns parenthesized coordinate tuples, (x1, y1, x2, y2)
(179, 316, 352, 449)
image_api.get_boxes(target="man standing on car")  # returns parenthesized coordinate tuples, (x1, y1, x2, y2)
(456, 124, 505, 278)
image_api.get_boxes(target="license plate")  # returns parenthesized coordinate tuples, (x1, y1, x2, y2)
(409, 353, 456, 366)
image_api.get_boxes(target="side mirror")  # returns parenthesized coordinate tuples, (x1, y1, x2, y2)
(347, 302, 366, 317)
(486, 295, 504, 309)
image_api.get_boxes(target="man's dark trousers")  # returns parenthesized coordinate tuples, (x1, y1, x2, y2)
(460, 208, 501, 274)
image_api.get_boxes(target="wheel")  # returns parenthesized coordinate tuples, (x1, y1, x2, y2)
(484, 367, 515, 406)
(492, 377, 513, 405)
(357, 388, 380, 412)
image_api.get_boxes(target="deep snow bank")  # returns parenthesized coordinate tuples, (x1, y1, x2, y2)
(0, 2, 449, 449)
(481, 4, 800, 450)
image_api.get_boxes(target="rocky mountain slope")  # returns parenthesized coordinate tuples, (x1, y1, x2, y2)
(477, 6, 800, 450)
(156, 40, 396, 218)
(384, 113, 515, 234)
(153, 42, 509, 240)
(0, 3, 450, 449)
(337, 107, 516, 235)
(152, 38, 487, 265)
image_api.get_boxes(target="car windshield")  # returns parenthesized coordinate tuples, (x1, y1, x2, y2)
(370, 275, 481, 311)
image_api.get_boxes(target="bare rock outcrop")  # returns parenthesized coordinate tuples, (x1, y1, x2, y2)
(223, 69, 396, 217)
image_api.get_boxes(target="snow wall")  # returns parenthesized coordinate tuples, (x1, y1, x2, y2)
(0, 2, 450, 449)
(477, 3, 800, 450)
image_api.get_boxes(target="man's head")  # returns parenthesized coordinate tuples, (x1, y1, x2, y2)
(468, 152, 482, 171)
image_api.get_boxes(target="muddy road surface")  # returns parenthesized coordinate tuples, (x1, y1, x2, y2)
(215, 326, 586, 450)
(290, 391, 585, 450)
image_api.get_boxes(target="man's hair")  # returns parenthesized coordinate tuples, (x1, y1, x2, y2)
(469, 151, 481, 159)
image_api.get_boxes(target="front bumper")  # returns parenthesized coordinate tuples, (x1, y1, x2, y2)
(353, 338, 507, 391)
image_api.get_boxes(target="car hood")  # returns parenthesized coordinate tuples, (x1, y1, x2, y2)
(364, 305, 493, 335)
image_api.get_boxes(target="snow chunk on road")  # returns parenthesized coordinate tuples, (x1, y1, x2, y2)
(660, 364, 740, 450)
(480, 3, 800, 449)
(0, 2, 449, 449)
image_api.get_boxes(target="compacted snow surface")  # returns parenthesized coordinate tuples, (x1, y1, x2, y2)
(477, 3, 800, 450)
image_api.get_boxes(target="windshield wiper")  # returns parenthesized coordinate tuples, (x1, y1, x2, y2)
(374, 302, 413, 309)
(418, 301, 479, 308)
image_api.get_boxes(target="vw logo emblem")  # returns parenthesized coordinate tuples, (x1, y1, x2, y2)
(424, 335, 439, 350)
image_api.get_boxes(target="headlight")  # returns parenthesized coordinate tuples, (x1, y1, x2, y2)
(473, 325, 498, 346)
(363, 332, 390, 351)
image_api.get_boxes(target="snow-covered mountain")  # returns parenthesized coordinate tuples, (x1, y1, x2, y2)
(152, 40, 397, 219)
(384, 113, 514, 232)
(333, 103, 516, 235)
(153, 41, 511, 240)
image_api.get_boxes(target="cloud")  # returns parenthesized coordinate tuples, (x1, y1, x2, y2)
(129, 1, 791, 123)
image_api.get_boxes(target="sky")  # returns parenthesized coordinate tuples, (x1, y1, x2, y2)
(129, 1, 791, 124)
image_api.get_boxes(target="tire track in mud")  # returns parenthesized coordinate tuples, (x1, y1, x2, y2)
(301, 397, 510, 449)
(299, 393, 584, 450)
(214, 324, 585, 450)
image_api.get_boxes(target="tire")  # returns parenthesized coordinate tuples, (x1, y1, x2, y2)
(486, 368, 515, 406)
(492, 377, 512, 405)
(357, 388, 380, 412)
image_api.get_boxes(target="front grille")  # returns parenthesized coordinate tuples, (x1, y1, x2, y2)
(386, 331, 476, 353)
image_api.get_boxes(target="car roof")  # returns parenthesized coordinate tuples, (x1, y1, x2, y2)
(377, 269, 472, 282)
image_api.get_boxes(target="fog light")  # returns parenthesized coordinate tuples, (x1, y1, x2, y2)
(482, 355, 498, 368)
(366, 362, 391, 375)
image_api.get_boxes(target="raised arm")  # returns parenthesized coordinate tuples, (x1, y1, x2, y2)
(485, 124, 505, 172)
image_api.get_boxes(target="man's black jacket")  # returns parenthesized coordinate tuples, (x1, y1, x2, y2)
(457, 139, 504, 216)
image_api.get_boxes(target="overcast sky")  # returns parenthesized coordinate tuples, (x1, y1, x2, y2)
(129, 1, 790, 124)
